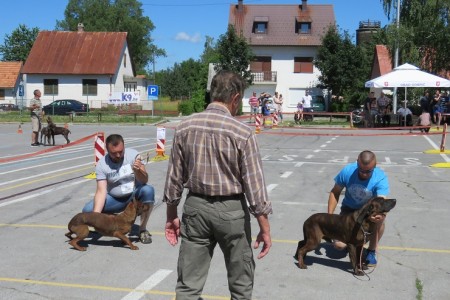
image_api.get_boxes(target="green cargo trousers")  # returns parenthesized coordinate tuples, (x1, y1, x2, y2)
(175, 193, 255, 300)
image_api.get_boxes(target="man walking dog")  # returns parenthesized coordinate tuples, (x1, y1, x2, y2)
(29, 89, 43, 147)
(82, 134, 155, 244)
(328, 150, 390, 267)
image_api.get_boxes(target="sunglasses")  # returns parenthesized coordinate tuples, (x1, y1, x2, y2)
(358, 167, 374, 174)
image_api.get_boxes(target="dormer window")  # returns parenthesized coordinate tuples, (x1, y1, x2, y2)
(253, 17, 269, 34)
(296, 21, 311, 34)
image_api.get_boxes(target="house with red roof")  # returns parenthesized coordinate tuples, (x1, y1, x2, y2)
(0, 61, 22, 104)
(228, 0, 335, 113)
(21, 24, 151, 109)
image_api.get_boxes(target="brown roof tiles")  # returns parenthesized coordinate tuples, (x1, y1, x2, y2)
(0, 61, 22, 88)
(229, 3, 335, 46)
(22, 31, 128, 75)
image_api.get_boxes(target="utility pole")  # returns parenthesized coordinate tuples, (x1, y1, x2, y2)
(393, 0, 400, 114)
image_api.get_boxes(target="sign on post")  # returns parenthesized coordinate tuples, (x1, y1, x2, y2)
(148, 85, 159, 100)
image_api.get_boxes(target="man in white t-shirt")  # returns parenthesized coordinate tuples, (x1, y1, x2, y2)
(82, 134, 155, 244)
(301, 91, 313, 120)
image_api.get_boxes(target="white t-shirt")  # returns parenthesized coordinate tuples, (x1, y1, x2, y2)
(96, 148, 141, 198)
(302, 94, 312, 108)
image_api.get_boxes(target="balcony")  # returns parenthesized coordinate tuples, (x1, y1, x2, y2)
(251, 71, 277, 83)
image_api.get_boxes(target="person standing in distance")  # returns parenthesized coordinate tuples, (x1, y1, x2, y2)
(163, 70, 272, 300)
(328, 150, 390, 267)
(302, 90, 313, 121)
(29, 89, 43, 147)
(248, 91, 259, 123)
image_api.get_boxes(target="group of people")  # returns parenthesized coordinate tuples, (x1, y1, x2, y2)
(38, 70, 392, 299)
(419, 90, 449, 128)
(363, 91, 393, 127)
(248, 91, 284, 124)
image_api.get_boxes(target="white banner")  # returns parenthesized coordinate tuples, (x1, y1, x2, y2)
(108, 92, 139, 105)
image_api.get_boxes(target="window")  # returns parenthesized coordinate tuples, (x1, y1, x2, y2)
(44, 79, 59, 95)
(294, 57, 313, 73)
(124, 53, 127, 68)
(296, 21, 311, 34)
(125, 82, 137, 92)
(253, 17, 269, 34)
(82, 79, 97, 96)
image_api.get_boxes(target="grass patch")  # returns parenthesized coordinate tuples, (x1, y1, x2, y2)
(416, 278, 423, 300)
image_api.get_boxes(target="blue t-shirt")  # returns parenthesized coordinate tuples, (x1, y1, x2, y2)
(334, 162, 389, 209)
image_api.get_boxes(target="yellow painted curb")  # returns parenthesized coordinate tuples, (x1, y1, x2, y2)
(423, 149, 450, 154)
(430, 162, 450, 168)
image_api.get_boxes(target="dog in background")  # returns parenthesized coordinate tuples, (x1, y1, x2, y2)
(65, 200, 143, 251)
(294, 197, 396, 276)
(46, 116, 71, 145)
(40, 126, 52, 145)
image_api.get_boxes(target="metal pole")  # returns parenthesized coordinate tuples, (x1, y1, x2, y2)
(393, 0, 400, 114)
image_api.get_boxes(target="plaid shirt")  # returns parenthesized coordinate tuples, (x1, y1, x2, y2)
(163, 102, 272, 216)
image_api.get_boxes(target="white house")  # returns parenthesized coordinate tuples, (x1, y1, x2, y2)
(21, 24, 152, 109)
(0, 61, 22, 104)
(228, 0, 335, 113)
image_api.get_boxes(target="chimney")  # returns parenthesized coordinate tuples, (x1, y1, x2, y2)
(77, 23, 85, 32)
(236, 0, 243, 12)
(301, 0, 307, 11)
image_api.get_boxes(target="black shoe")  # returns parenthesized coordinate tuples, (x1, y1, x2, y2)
(31, 143, 40, 147)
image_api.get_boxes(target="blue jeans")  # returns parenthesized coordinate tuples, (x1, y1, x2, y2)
(82, 184, 155, 213)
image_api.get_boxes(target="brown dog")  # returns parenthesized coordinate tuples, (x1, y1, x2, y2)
(46, 116, 71, 145)
(40, 126, 52, 145)
(294, 197, 396, 276)
(65, 200, 141, 251)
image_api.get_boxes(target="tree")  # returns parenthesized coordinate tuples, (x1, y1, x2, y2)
(0, 24, 39, 62)
(314, 26, 372, 110)
(56, 0, 165, 73)
(215, 24, 254, 86)
(380, 0, 450, 73)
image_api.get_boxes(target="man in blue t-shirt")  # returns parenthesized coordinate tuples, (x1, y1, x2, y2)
(328, 150, 390, 267)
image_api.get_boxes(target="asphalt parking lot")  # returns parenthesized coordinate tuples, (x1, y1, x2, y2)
(1, 120, 449, 300)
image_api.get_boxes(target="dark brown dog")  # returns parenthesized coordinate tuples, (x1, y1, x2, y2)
(294, 197, 396, 276)
(46, 116, 71, 145)
(65, 200, 142, 251)
(40, 126, 52, 145)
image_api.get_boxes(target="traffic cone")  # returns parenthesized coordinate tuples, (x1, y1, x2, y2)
(17, 124, 23, 134)
(255, 114, 261, 134)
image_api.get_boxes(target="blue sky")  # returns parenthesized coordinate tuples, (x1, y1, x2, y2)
(0, 0, 390, 71)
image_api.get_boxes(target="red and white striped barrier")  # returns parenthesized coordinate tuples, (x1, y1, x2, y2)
(255, 114, 261, 134)
(156, 127, 166, 156)
(273, 113, 278, 127)
(85, 132, 105, 179)
(94, 132, 105, 165)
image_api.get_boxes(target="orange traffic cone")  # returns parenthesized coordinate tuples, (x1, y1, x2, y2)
(17, 124, 23, 134)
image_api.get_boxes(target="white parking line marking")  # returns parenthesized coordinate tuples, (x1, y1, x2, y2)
(121, 269, 172, 300)
(0, 179, 90, 208)
(295, 162, 304, 167)
(305, 155, 313, 159)
(320, 144, 327, 148)
(280, 171, 293, 178)
(267, 184, 278, 193)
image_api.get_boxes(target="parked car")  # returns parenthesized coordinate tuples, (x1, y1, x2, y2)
(43, 99, 89, 115)
(0, 104, 19, 111)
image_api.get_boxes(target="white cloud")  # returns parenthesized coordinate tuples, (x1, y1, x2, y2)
(175, 32, 202, 43)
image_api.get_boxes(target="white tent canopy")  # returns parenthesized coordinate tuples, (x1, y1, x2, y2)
(365, 63, 450, 88)
(365, 63, 450, 112)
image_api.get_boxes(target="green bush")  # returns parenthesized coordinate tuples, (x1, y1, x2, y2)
(178, 100, 194, 116)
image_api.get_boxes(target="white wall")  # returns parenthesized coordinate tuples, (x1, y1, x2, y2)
(242, 46, 323, 113)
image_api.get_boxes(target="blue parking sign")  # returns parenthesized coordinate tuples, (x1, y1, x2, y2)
(148, 85, 159, 100)
(18, 85, 24, 97)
